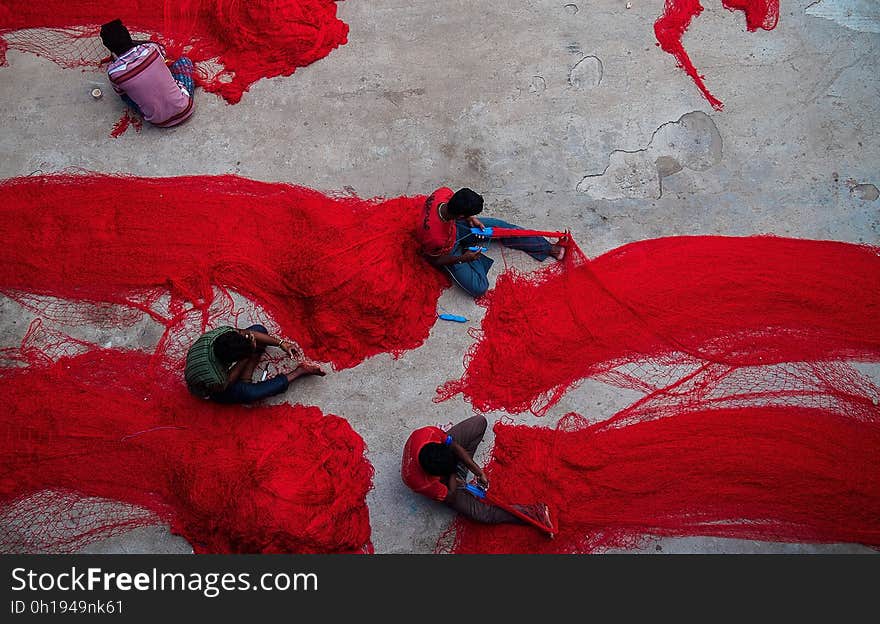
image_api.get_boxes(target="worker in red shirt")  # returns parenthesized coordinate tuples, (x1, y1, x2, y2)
(415, 187, 566, 297)
(401, 415, 551, 526)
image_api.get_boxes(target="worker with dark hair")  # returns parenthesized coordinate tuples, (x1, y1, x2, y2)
(402, 415, 552, 527)
(416, 186, 566, 297)
(100, 18, 195, 128)
(185, 324, 324, 404)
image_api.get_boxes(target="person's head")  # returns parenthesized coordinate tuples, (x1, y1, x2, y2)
(213, 331, 255, 366)
(100, 19, 135, 56)
(447, 188, 483, 218)
(418, 442, 457, 477)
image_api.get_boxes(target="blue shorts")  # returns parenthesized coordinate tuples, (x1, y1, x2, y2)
(210, 373, 289, 405)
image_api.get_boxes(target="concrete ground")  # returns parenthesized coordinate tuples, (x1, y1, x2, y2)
(0, 1, 877, 554)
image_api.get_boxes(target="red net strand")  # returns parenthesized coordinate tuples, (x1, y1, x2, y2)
(654, 1, 780, 110)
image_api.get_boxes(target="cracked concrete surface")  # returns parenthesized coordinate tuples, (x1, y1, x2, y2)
(577, 111, 722, 199)
(806, 0, 880, 34)
(1, 1, 878, 554)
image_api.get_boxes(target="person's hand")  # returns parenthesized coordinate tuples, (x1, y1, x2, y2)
(476, 473, 489, 489)
(466, 216, 485, 230)
(279, 339, 301, 359)
(458, 250, 481, 264)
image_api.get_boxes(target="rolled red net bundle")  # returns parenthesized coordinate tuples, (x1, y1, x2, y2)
(0, 0, 348, 103)
(437, 236, 880, 416)
(654, 0, 779, 110)
(0, 336, 374, 554)
(439, 361, 880, 554)
(0, 173, 448, 371)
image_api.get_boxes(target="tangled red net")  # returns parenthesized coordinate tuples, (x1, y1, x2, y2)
(0, 173, 449, 372)
(3, 171, 878, 554)
(439, 361, 880, 553)
(0, 323, 373, 554)
(0, 0, 348, 103)
(438, 236, 880, 416)
(654, 0, 780, 110)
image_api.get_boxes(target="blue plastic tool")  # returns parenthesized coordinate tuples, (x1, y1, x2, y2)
(438, 313, 468, 323)
(467, 246, 488, 252)
(464, 483, 487, 499)
(470, 227, 494, 237)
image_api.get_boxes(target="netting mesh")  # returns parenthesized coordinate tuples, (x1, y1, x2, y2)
(433, 233, 880, 552)
(0, 172, 450, 373)
(0, 324, 374, 554)
(0, 1, 348, 103)
(438, 236, 880, 416)
(2, 171, 878, 554)
(439, 361, 880, 554)
(0, 490, 165, 554)
(654, 1, 780, 110)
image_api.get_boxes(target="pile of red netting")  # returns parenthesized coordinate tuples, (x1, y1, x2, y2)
(3, 171, 879, 555)
(0, 323, 373, 554)
(654, 0, 779, 109)
(0, 173, 448, 372)
(439, 361, 880, 553)
(435, 233, 880, 552)
(438, 236, 880, 416)
(0, 0, 348, 103)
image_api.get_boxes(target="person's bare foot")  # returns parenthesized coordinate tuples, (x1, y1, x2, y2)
(298, 363, 326, 376)
(286, 363, 326, 382)
(550, 243, 566, 261)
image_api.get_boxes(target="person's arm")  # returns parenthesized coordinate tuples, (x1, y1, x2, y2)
(450, 441, 489, 488)
(240, 328, 302, 359)
(425, 249, 482, 268)
(442, 473, 464, 503)
(219, 359, 249, 390)
(465, 215, 485, 230)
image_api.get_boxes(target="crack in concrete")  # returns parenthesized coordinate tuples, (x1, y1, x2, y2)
(577, 112, 722, 200)
(848, 182, 879, 201)
(569, 55, 603, 89)
(528, 75, 547, 95)
(806, 0, 880, 34)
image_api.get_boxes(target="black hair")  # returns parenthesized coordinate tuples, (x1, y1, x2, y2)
(100, 19, 135, 56)
(446, 188, 484, 217)
(213, 331, 254, 365)
(418, 443, 458, 476)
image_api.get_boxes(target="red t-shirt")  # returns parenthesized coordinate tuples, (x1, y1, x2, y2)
(401, 426, 451, 502)
(416, 187, 456, 257)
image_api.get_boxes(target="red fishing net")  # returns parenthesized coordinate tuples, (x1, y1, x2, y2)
(4, 170, 878, 555)
(439, 361, 880, 553)
(0, 0, 348, 103)
(654, 0, 780, 110)
(0, 173, 448, 372)
(438, 236, 880, 416)
(0, 324, 374, 554)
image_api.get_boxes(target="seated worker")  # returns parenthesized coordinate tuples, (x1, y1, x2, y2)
(185, 324, 325, 404)
(401, 415, 552, 528)
(417, 187, 566, 297)
(99, 18, 195, 128)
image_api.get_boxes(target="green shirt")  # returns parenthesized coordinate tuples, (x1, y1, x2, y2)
(184, 326, 236, 397)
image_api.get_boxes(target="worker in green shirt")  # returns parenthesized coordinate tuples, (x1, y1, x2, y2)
(185, 324, 324, 404)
